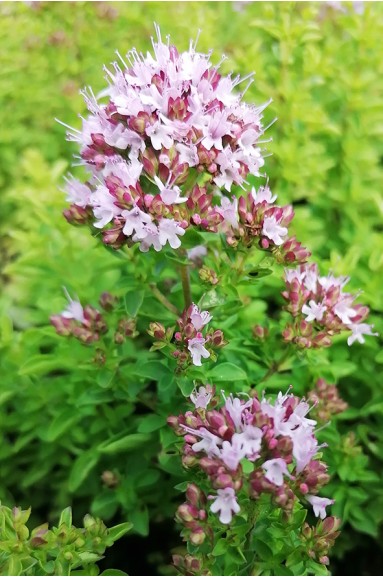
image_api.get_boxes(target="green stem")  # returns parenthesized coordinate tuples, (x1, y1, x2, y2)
(179, 262, 192, 309)
(149, 283, 180, 316)
(258, 346, 292, 385)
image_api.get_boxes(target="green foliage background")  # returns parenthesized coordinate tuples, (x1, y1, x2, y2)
(0, 1, 382, 574)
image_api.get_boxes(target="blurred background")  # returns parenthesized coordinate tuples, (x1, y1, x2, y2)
(1, 1, 383, 575)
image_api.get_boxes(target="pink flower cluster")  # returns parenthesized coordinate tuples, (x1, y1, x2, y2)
(225, 185, 311, 264)
(282, 263, 378, 348)
(308, 378, 348, 423)
(169, 386, 334, 527)
(50, 289, 108, 344)
(148, 304, 226, 368)
(50, 290, 136, 345)
(61, 25, 268, 253)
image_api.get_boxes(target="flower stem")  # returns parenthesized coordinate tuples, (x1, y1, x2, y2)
(258, 346, 293, 384)
(149, 283, 180, 316)
(179, 262, 192, 309)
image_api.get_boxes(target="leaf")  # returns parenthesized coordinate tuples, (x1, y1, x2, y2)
(68, 451, 99, 492)
(208, 362, 248, 382)
(100, 571, 129, 576)
(18, 354, 71, 376)
(129, 506, 149, 536)
(133, 361, 170, 381)
(41, 409, 78, 442)
(137, 414, 166, 433)
(212, 538, 228, 556)
(59, 507, 72, 528)
(107, 522, 133, 544)
(124, 289, 145, 317)
(98, 432, 152, 454)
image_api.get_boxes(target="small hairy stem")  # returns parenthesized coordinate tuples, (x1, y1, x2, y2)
(179, 262, 192, 309)
(149, 283, 180, 316)
(258, 346, 292, 384)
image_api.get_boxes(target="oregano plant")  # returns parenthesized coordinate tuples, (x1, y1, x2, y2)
(49, 25, 377, 576)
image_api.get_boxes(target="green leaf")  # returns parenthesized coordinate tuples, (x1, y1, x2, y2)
(208, 362, 248, 382)
(100, 571, 129, 576)
(18, 354, 71, 376)
(98, 433, 152, 454)
(137, 414, 166, 433)
(59, 507, 72, 528)
(68, 451, 99, 492)
(107, 522, 133, 544)
(212, 538, 228, 556)
(42, 409, 78, 442)
(124, 289, 145, 317)
(133, 361, 170, 381)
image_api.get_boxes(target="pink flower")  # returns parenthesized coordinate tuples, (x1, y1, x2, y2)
(63, 175, 91, 207)
(262, 216, 288, 246)
(190, 304, 212, 331)
(158, 218, 185, 249)
(122, 206, 152, 238)
(216, 196, 239, 229)
(182, 426, 221, 457)
(188, 336, 210, 366)
(262, 458, 292, 486)
(190, 385, 213, 410)
(292, 428, 319, 474)
(61, 288, 85, 323)
(347, 323, 378, 346)
(302, 300, 327, 322)
(251, 185, 277, 205)
(334, 298, 357, 325)
(306, 495, 334, 519)
(153, 176, 188, 205)
(209, 488, 240, 524)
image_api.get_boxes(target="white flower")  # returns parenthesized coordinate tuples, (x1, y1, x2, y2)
(216, 196, 239, 229)
(91, 185, 121, 228)
(182, 425, 221, 457)
(210, 488, 240, 524)
(187, 245, 207, 262)
(188, 336, 210, 366)
(251, 185, 277, 205)
(145, 121, 173, 150)
(158, 218, 185, 249)
(291, 428, 319, 474)
(262, 215, 288, 246)
(190, 385, 213, 410)
(63, 175, 91, 207)
(219, 435, 247, 471)
(153, 176, 188, 205)
(223, 394, 252, 431)
(61, 288, 85, 323)
(262, 458, 292, 486)
(306, 495, 334, 520)
(334, 298, 357, 325)
(302, 300, 327, 322)
(190, 304, 212, 331)
(134, 223, 162, 252)
(347, 323, 378, 346)
(122, 206, 152, 238)
(237, 425, 263, 460)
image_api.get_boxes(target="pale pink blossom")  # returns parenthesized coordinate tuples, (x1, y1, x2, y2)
(210, 487, 240, 524)
(122, 206, 152, 238)
(262, 215, 288, 245)
(190, 304, 212, 331)
(188, 336, 210, 366)
(61, 288, 85, 323)
(262, 458, 292, 486)
(216, 196, 239, 229)
(63, 175, 91, 207)
(153, 176, 188, 205)
(190, 385, 213, 410)
(347, 323, 378, 346)
(302, 300, 327, 323)
(158, 218, 185, 249)
(251, 185, 277, 205)
(306, 495, 334, 520)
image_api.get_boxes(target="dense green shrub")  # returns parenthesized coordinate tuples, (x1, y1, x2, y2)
(1, 1, 382, 575)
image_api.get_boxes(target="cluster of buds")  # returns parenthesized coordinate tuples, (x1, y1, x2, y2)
(301, 516, 341, 566)
(50, 289, 107, 344)
(60, 25, 268, 253)
(175, 484, 211, 547)
(50, 289, 137, 347)
(168, 385, 334, 527)
(224, 185, 310, 265)
(282, 263, 378, 348)
(148, 304, 226, 368)
(308, 378, 348, 423)
(199, 265, 219, 286)
(172, 554, 207, 576)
